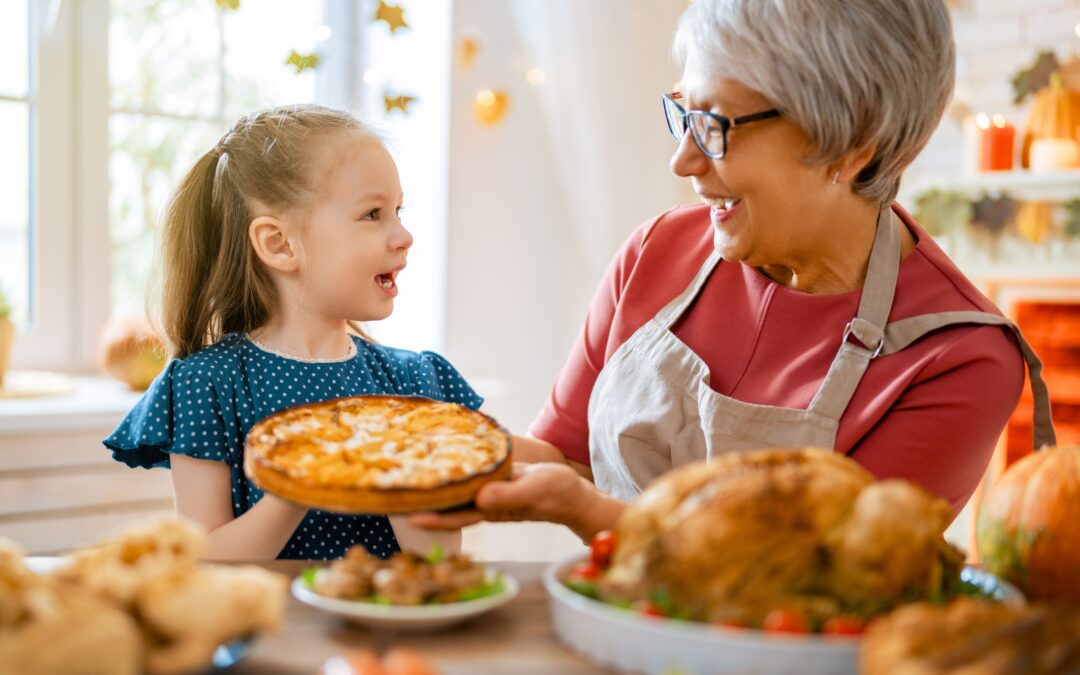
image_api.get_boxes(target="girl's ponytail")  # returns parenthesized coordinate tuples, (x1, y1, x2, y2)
(161, 150, 228, 359)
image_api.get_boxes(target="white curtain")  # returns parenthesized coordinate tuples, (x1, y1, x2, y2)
(508, 0, 693, 309)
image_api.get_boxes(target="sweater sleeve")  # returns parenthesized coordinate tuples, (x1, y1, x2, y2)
(528, 216, 658, 464)
(848, 325, 1025, 514)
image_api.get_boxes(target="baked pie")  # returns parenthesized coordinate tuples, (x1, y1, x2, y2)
(243, 395, 513, 514)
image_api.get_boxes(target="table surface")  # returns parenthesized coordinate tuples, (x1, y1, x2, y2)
(229, 560, 607, 675)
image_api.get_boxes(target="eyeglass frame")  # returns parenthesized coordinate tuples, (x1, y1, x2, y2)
(662, 91, 782, 159)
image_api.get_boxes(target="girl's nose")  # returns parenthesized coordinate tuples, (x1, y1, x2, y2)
(670, 128, 709, 178)
(392, 221, 414, 252)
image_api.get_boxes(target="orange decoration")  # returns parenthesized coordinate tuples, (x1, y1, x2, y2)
(460, 37, 479, 71)
(1020, 73, 1080, 168)
(976, 445, 1080, 602)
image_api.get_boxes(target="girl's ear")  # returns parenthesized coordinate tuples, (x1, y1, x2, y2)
(249, 216, 298, 273)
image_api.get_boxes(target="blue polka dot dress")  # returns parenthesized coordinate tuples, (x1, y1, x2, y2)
(104, 333, 484, 561)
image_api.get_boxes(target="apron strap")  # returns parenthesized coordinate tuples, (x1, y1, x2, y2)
(656, 248, 722, 329)
(809, 207, 901, 419)
(881, 311, 1057, 450)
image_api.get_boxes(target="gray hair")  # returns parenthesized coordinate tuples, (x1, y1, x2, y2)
(673, 0, 955, 204)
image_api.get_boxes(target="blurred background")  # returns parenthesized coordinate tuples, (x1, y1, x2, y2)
(1, 0, 1079, 560)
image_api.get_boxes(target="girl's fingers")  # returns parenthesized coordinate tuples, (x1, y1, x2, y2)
(408, 509, 484, 530)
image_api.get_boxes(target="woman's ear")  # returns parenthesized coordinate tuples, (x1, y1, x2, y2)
(249, 216, 298, 273)
(830, 144, 877, 185)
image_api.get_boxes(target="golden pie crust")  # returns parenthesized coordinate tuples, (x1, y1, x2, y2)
(244, 395, 512, 514)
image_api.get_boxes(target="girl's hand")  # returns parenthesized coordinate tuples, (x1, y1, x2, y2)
(409, 462, 618, 540)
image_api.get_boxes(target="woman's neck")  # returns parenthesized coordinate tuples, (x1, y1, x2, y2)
(757, 200, 915, 295)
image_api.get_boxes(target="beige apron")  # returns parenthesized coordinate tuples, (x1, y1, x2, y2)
(587, 207, 1057, 501)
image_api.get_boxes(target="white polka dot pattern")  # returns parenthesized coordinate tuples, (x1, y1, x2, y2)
(103, 333, 484, 561)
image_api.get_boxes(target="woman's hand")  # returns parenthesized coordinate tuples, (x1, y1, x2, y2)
(409, 462, 624, 541)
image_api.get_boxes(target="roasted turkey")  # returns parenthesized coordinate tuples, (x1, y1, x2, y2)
(598, 447, 963, 625)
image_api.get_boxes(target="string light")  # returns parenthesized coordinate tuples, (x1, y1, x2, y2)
(314, 25, 332, 41)
(525, 68, 546, 86)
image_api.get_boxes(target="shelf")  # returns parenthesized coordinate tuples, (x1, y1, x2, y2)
(909, 168, 1080, 201)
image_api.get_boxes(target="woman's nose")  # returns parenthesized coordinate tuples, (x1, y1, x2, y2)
(670, 128, 708, 178)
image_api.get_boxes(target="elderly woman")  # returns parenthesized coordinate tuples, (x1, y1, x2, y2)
(414, 0, 1054, 540)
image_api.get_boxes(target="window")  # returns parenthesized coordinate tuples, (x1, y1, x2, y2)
(108, 0, 324, 318)
(7, 0, 450, 372)
(0, 0, 32, 330)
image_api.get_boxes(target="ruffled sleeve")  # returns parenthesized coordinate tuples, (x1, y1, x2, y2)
(104, 359, 234, 469)
(408, 351, 484, 411)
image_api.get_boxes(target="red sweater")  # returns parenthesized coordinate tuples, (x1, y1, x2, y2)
(530, 204, 1024, 513)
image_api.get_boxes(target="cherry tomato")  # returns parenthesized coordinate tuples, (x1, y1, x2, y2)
(590, 530, 617, 569)
(822, 615, 866, 636)
(633, 600, 666, 618)
(568, 560, 602, 581)
(762, 608, 809, 634)
(383, 647, 441, 675)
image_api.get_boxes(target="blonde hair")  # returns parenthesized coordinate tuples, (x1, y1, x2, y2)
(161, 104, 377, 359)
(673, 0, 955, 204)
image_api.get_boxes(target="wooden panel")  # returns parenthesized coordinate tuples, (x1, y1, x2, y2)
(0, 430, 119, 471)
(0, 466, 173, 517)
(0, 505, 174, 555)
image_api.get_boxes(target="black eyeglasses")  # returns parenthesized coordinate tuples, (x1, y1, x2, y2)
(662, 92, 781, 159)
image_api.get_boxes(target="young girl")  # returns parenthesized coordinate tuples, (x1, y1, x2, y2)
(104, 104, 480, 561)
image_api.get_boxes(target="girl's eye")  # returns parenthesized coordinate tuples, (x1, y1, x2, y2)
(362, 208, 380, 221)
(396, 206, 404, 217)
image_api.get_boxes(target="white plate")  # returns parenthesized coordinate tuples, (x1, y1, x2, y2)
(291, 567, 519, 633)
(543, 553, 1025, 675)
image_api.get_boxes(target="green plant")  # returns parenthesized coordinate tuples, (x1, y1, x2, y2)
(0, 287, 10, 321)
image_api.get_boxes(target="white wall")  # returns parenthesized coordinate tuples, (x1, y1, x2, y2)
(445, 0, 690, 434)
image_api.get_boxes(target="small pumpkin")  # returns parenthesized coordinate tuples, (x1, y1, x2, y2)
(1020, 73, 1080, 168)
(97, 317, 167, 391)
(976, 445, 1080, 602)
(1015, 201, 1053, 244)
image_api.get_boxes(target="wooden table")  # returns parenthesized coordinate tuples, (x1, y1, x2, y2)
(229, 561, 606, 675)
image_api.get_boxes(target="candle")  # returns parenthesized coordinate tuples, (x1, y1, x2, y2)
(1029, 138, 1080, 172)
(976, 113, 1016, 171)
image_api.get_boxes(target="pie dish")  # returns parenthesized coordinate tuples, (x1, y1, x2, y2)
(243, 395, 513, 514)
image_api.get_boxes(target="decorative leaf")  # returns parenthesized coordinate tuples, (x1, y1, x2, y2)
(1059, 54, 1080, 93)
(913, 189, 973, 237)
(285, 50, 320, 74)
(1011, 51, 1059, 104)
(970, 194, 1016, 236)
(374, 0, 409, 34)
(1064, 199, 1080, 238)
(214, 0, 240, 10)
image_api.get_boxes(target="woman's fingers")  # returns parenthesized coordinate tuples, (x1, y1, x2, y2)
(408, 462, 584, 529)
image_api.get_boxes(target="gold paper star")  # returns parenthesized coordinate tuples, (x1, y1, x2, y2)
(286, 50, 320, 73)
(214, 0, 240, 10)
(384, 92, 417, 114)
(374, 0, 409, 34)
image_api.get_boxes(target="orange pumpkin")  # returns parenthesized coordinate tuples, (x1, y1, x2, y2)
(976, 445, 1080, 602)
(1020, 73, 1080, 168)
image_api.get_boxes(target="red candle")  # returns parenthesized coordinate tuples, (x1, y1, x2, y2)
(977, 113, 1015, 171)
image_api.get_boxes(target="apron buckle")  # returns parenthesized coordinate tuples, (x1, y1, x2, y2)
(842, 320, 884, 359)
